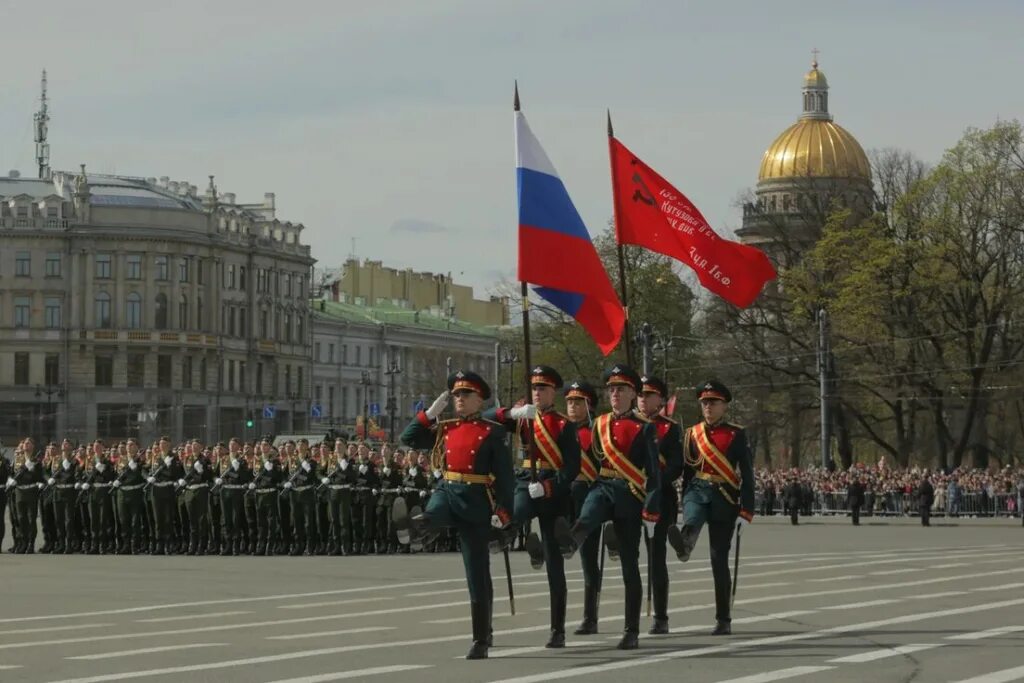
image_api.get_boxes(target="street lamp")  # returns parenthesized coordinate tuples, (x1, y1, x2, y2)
(358, 370, 374, 440)
(499, 347, 519, 406)
(35, 382, 64, 443)
(384, 359, 402, 443)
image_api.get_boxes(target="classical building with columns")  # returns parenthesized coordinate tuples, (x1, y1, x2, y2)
(0, 168, 313, 445)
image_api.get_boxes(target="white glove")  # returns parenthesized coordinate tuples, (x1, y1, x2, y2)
(358, 464, 368, 475)
(283, 481, 293, 489)
(248, 482, 256, 490)
(383, 467, 391, 476)
(528, 482, 545, 499)
(36, 482, 44, 489)
(263, 461, 273, 471)
(147, 477, 156, 484)
(340, 459, 349, 471)
(372, 488, 379, 496)
(47, 478, 55, 486)
(82, 482, 91, 490)
(490, 514, 503, 529)
(321, 477, 329, 485)
(425, 391, 450, 420)
(433, 469, 442, 480)
(177, 479, 185, 487)
(112, 480, 121, 488)
(301, 461, 311, 472)
(194, 462, 204, 473)
(214, 478, 223, 486)
(96, 463, 106, 473)
(509, 404, 538, 420)
(4, 478, 14, 489)
(737, 516, 751, 530)
(643, 519, 657, 536)
(409, 467, 418, 477)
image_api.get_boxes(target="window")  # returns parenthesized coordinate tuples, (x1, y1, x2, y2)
(297, 275, 304, 299)
(126, 255, 142, 280)
(284, 274, 291, 297)
(284, 365, 291, 395)
(14, 297, 31, 328)
(126, 292, 142, 329)
(95, 254, 112, 279)
(239, 308, 246, 337)
(182, 355, 193, 389)
(44, 297, 61, 329)
(342, 344, 348, 365)
(127, 353, 146, 387)
(260, 309, 268, 338)
(226, 264, 236, 289)
(157, 355, 172, 388)
(239, 361, 246, 392)
(297, 315, 304, 342)
(297, 367, 304, 397)
(154, 293, 168, 329)
(197, 259, 205, 285)
(283, 313, 292, 343)
(239, 266, 247, 290)
(315, 385, 322, 402)
(15, 204, 28, 218)
(199, 357, 207, 391)
(95, 291, 112, 328)
(315, 342, 321, 362)
(227, 359, 236, 391)
(14, 352, 29, 386)
(256, 362, 263, 394)
(45, 253, 61, 277)
(328, 386, 335, 417)
(178, 258, 189, 283)
(369, 347, 375, 368)
(328, 343, 334, 363)
(44, 354, 59, 386)
(197, 297, 204, 330)
(355, 346, 361, 366)
(228, 306, 236, 337)
(154, 255, 168, 281)
(15, 251, 30, 276)
(95, 356, 114, 386)
(178, 294, 189, 330)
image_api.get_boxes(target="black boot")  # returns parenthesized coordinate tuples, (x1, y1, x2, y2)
(667, 524, 698, 562)
(616, 631, 639, 650)
(553, 516, 578, 559)
(649, 617, 669, 635)
(602, 521, 619, 562)
(525, 531, 545, 570)
(546, 592, 567, 648)
(467, 601, 490, 660)
(711, 620, 731, 636)
(574, 586, 600, 635)
(618, 581, 641, 649)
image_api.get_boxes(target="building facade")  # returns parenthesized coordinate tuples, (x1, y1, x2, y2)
(0, 169, 313, 446)
(310, 298, 499, 442)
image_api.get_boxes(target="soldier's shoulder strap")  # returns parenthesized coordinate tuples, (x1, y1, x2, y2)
(724, 420, 746, 431)
(657, 414, 678, 425)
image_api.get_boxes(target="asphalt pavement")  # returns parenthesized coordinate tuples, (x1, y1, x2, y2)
(0, 516, 1022, 683)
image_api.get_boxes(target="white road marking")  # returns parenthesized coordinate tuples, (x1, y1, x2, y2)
(930, 562, 970, 569)
(970, 583, 1024, 593)
(821, 599, 899, 610)
(828, 643, 941, 663)
(807, 575, 861, 582)
(870, 568, 919, 575)
(909, 591, 967, 600)
(712, 666, 836, 683)
(137, 611, 251, 623)
(480, 597, 1024, 683)
(948, 665, 1024, 683)
(267, 626, 396, 641)
(482, 640, 605, 659)
(262, 665, 432, 683)
(67, 643, 225, 660)
(947, 625, 1024, 640)
(0, 623, 113, 636)
(278, 597, 391, 610)
(0, 665, 23, 670)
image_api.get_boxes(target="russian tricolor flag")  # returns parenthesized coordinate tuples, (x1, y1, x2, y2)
(515, 109, 625, 355)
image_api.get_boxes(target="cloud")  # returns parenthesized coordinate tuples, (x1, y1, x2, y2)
(389, 218, 452, 235)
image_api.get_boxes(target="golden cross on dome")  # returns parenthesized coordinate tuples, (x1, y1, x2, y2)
(811, 47, 820, 69)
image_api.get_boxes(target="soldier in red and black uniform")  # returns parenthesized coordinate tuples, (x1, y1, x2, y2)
(555, 365, 661, 651)
(563, 380, 603, 635)
(397, 370, 514, 660)
(488, 365, 580, 648)
(637, 375, 683, 635)
(668, 380, 754, 636)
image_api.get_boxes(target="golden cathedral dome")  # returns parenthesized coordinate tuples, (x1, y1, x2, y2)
(757, 58, 871, 183)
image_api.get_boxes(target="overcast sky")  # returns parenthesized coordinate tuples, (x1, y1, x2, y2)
(0, 0, 1021, 295)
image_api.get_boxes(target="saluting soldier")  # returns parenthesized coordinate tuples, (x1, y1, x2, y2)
(50, 440, 80, 553)
(285, 440, 319, 556)
(251, 448, 284, 556)
(396, 370, 515, 659)
(563, 380, 603, 635)
(638, 375, 684, 635)
(218, 438, 253, 556)
(84, 441, 117, 554)
(115, 440, 148, 554)
(148, 436, 184, 556)
(555, 366, 662, 650)
(488, 365, 580, 648)
(38, 443, 58, 553)
(667, 380, 755, 636)
(11, 440, 46, 552)
(323, 438, 356, 556)
(180, 445, 214, 555)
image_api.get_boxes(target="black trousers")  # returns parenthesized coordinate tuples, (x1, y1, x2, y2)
(708, 520, 735, 623)
(851, 504, 861, 526)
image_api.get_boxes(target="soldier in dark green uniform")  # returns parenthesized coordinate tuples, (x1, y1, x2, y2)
(667, 380, 755, 635)
(638, 376, 684, 635)
(38, 443, 58, 553)
(0, 446, 11, 552)
(354, 447, 381, 554)
(278, 441, 296, 554)
(115, 441, 148, 554)
(555, 366, 662, 650)
(377, 447, 405, 554)
(218, 438, 253, 556)
(12, 440, 46, 553)
(251, 449, 284, 556)
(396, 370, 514, 659)
(563, 380, 603, 635)
(286, 440, 319, 556)
(181, 446, 214, 555)
(148, 436, 185, 556)
(50, 440, 80, 554)
(488, 365, 581, 648)
(323, 439, 355, 556)
(84, 441, 116, 554)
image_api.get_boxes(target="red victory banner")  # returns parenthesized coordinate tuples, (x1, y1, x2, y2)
(610, 137, 776, 308)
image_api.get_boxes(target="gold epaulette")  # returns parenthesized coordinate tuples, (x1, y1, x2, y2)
(656, 414, 677, 425)
(724, 421, 745, 430)
(631, 409, 653, 424)
(480, 418, 502, 428)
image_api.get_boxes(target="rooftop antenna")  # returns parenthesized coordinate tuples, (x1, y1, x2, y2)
(34, 69, 51, 180)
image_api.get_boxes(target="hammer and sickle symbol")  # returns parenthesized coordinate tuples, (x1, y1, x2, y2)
(630, 166, 656, 206)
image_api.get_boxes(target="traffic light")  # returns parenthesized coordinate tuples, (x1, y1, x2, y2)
(246, 418, 255, 428)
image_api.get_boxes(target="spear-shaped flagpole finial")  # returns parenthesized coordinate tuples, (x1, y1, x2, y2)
(607, 109, 614, 138)
(514, 80, 520, 112)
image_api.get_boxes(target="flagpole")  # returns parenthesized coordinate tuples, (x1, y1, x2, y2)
(515, 82, 537, 484)
(607, 110, 634, 366)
